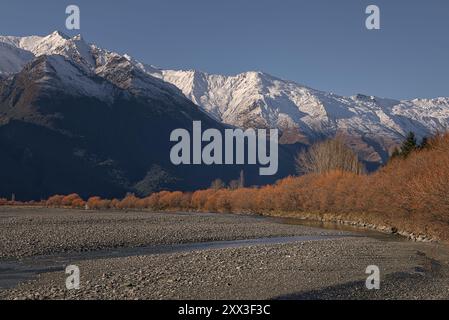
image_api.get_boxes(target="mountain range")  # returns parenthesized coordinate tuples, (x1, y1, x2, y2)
(0, 31, 448, 199)
(149, 70, 449, 163)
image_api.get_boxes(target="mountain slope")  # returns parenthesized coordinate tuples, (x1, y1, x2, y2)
(0, 42, 34, 75)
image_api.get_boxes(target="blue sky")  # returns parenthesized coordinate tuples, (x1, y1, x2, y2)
(1, 0, 448, 99)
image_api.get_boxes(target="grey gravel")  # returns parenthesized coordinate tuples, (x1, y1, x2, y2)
(1, 208, 449, 300)
(0, 207, 344, 259)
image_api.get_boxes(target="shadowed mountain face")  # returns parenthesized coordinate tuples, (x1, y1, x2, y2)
(0, 54, 297, 200)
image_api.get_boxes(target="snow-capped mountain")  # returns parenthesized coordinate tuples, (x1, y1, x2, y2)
(0, 31, 185, 101)
(1, 31, 279, 200)
(1, 31, 448, 164)
(147, 69, 449, 162)
(0, 32, 93, 72)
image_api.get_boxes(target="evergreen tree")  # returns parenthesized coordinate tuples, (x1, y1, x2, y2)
(400, 132, 417, 158)
(389, 132, 420, 162)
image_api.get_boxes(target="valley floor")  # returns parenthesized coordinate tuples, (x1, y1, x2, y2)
(0, 208, 448, 300)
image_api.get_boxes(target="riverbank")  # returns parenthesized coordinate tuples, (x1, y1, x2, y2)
(263, 211, 438, 243)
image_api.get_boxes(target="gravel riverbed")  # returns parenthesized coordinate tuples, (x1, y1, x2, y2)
(1, 207, 448, 300)
(0, 207, 345, 259)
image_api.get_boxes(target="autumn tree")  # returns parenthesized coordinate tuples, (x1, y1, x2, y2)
(118, 194, 139, 209)
(61, 194, 83, 207)
(296, 138, 365, 175)
(228, 180, 241, 190)
(210, 179, 226, 190)
(46, 195, 65, 207)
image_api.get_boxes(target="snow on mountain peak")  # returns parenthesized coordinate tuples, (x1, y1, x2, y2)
(146, 67, 449, 162)
(0, 31, 97, 72)
(26, 54, 115, 102)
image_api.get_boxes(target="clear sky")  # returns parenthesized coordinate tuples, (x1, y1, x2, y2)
(0, 0, 448, 99)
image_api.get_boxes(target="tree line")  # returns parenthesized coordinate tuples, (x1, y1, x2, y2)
(2, 132, 448, 241)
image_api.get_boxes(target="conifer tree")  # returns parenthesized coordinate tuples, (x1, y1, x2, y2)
(400, 132, 417, 158)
